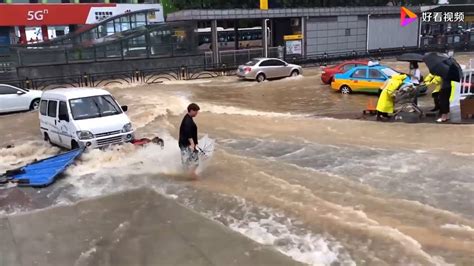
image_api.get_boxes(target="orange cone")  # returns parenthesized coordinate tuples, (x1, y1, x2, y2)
(367, 98, 377, 111)
(363, 98, 377, 115)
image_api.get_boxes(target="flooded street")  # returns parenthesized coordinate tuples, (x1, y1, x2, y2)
(1, 55, 474, 265)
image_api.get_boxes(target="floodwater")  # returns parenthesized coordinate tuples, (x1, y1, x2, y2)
(1, 54, 474, 265)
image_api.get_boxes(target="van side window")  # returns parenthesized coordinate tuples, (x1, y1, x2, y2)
(48, 101, 57, 118)
(59, 101, 68, 117)
(40, 100, 47, 115)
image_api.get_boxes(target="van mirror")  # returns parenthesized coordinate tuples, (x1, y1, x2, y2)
(59, 113, 69, 122)
(121, 105, 128, 112)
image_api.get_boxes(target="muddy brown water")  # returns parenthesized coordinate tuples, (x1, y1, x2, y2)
(1, 54, 473, 265)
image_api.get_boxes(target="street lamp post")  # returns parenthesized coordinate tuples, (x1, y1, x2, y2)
(264, 19, 269, 58)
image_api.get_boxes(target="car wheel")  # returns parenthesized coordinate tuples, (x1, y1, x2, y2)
(340, 85, 352, 94)
(256, 73, 266, 82)
(71, 140, 79, 150)
(290, 70, 299, 77)
(30, 99, 40, 111)
(44, 133, 50, 143)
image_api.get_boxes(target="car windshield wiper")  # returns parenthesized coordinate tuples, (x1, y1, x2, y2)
(92, 98, 102, 117)
(102, 96, 121, 114)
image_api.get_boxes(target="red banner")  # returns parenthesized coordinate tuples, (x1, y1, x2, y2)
(0, 4, 114, 26)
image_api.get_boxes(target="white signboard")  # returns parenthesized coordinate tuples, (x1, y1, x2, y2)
(85, 4, 164, 24)
(286, 40, 302, 55)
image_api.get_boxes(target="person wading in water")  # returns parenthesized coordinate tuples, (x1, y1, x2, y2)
(179, 103, 200, 180)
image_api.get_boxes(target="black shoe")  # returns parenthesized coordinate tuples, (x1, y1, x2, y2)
(429, 108, 439, 112)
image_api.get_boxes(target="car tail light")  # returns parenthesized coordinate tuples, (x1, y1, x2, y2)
(244, 67, 252, 73)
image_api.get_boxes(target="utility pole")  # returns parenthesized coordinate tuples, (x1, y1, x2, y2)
(261, 0, 269, 58)
(263, 19, 269, 57)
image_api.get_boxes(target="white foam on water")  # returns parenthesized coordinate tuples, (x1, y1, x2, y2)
(193, 195, 356, 266)
(121, 89, 304, 130)
(279, 75, 305, 82)
(162, 79, 213, 85)
(62, 134, 216, 199)
(451, 152, 474, 157)
(201, 102, 298, 117)
(104, 82, 148, 90)
(0, 141, 60, 172)
(64, 135, 183, 199)
(122, 93, 190, 129)
(441, 224, 474, 232)
(73, 247, 97, 266)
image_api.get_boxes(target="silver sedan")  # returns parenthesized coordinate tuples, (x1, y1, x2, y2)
(236, 58, 303, 82)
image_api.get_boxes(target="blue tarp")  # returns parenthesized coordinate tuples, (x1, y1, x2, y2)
(7, 148, 84, 187)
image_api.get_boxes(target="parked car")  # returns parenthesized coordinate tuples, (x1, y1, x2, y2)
(320, 60, 369, 84)
(236, 58, 303, 82)
(331, 63, 412, 94)
(0, 84, 42, 114)
(40, 88, 134, 150)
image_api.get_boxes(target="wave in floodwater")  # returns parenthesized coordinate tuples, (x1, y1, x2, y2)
(220, 137, 474, 219)
(0, 140, 356, 266)
(173, 190, 356, 266)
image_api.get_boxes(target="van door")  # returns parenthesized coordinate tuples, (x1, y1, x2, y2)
(57, 101, 73, 148)
(45, 100, 61, 144)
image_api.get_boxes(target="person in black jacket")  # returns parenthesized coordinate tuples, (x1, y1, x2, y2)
(179, 103, 200, 179)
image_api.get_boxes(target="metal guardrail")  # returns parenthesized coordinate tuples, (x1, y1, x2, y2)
(1, 36, 473, 69)
(1, 41, 473, 85)
(0, 64, 237, 91)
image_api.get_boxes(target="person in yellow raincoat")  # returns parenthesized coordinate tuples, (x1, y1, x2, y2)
(376, 74, 407, 120)
(423, 73, 442, 112)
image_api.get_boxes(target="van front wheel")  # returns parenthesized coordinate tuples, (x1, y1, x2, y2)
(71, 140, 79, 150)
(44, 132, 50, 142)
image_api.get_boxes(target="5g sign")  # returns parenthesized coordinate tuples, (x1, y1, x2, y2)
(27, 10, 49, 21)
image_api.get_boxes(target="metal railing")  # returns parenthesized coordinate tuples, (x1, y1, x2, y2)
(0, 64, 238, 91)
(204, 47, 281, 67)
(8, 42, 198, 67)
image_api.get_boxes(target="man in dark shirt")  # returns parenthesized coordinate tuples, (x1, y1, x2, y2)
(179, 103, 200, 179)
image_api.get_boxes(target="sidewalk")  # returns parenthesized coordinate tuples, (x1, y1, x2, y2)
(0, 187, 303, 266)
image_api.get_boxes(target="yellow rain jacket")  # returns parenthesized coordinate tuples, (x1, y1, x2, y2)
(423, 73, 442, 94)
(376, 74, 407, 114)
(450, 81, 457, 102)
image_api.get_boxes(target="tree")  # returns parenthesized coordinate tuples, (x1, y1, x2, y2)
(169, 0, 440, 10)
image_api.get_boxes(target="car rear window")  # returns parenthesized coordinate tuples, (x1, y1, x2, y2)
(40, 100, 47, 115)
(381, 68, 398, 77)
(245, 60, 259, 66)
(342, 64, 356, 72)
(369, 69, 385, 79)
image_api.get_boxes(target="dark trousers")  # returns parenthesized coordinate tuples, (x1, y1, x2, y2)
(431, 92, 440, 111)
(439, 83, 452, 115)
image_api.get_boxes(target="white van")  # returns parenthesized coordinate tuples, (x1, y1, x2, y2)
(39, 88, 134, 149)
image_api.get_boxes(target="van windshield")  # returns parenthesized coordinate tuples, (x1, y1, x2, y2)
(69, 95, 122, 120)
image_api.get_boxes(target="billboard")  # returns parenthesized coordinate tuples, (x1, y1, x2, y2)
(0, 4, 164, 26)
(286, 40, 302, 55)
